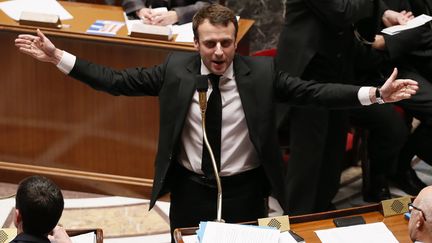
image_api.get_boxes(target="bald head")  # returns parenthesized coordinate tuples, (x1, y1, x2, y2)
(409, 186, 432, 243)
(417, 186, 432, 211)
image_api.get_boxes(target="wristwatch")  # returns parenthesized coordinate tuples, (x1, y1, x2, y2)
(375, 87, 385, 104)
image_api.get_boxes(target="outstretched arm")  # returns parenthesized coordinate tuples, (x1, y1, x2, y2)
(275, 67, 417, 107)
(14, 29, 62, 65)
(14, 29, 165, 96)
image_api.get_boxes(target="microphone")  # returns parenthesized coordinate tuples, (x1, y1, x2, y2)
(196, 75, 208, 114)
(196, 75, 224, 223)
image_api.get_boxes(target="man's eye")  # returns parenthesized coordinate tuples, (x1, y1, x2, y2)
(221, 40, 233, 47)
(204, 42, 216, 48)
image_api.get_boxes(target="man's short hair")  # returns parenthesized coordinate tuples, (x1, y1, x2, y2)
(15, 175, 64, 236)
(192, 4, 238, 40)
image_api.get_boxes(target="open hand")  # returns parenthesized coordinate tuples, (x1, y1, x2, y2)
(14, 29, 62, 64)
(379, 68, 418, 103)
(149, 10, 178, 25)
(136, 7, 153, 24)
(136, 8, 178, 26)
(382, 10, 414, 27)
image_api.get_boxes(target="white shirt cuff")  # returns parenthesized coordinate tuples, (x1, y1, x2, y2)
(358, 87, 373, 105)
(56, 51, 76, 74)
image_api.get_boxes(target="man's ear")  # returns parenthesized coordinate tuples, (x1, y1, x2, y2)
(193, 37, 199, 50)
(14, 208, 21, 227)
(416, 212, 425, 229)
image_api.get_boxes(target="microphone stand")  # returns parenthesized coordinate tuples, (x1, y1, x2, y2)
(197, 76, 224, 223)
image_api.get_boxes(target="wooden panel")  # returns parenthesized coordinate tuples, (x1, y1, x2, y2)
(0, 1, 253, 198)
(0, 32, 161, 198)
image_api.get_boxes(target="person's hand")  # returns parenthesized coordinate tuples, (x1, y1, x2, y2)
(149, 10, 179, 25)
(14, 29, 63, 65)
(382, 10, 414, 27)
(372, 35, 386, 50)
(48, 226, 72, 243)
(136, 7, 152, 24)
(377, 68, 418, 103)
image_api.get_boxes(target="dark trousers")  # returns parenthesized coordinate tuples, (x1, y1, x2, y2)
(349, 104, 409, 176)
(394, 68, 432, 171)
(169, 164, 269, 242)
(398, 122, 432, 170)
(285, 106, 349, 215)
(283, 53, 354, 215)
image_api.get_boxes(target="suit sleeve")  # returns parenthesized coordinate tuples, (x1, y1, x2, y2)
(274, 70, 362, 107)
(303, 0, 377, 29)
(383, 25, 431, 60)
(68, 55, 169, 97)
(172, 0, 215, 24)
(123, 0, 146, 15)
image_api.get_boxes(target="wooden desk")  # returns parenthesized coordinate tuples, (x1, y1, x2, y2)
(0, 1, 253, 198)
(174, 203, 411, 243)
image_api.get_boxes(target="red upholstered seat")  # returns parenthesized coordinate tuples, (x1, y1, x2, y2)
(251, 48, 277, 57)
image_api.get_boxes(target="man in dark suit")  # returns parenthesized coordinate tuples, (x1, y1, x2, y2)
(123, 0, 214, 25)
(275, 0, 414, 214)
(15, 4, 417, 239)
(11, 175, 72, 243)
(364, 0, 432, 196)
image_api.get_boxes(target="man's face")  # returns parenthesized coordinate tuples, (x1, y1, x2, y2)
(194, 19, 237, 75)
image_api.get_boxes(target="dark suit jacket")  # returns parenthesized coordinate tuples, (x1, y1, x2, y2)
(410, 0, 432, 15)
(276, 0, 381, 77)
(10, 233, 50, 243)
(381, 0, 432, 81)
(122, 0, 214, 24)
(69, 52, 362, 209)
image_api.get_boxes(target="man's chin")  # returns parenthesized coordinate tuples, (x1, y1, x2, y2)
(210, 64, 226, 75)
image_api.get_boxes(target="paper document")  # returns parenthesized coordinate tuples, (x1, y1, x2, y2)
(124, 13, 240, 43)
(382, 14, 432, 35)
(182, 234, 199, 243)
(86, 20, 124, 36)
(198, 221, 280, 243)
(70, 231, 96, 243)
(279, 231, 302, 243)
(123, 7, 169, 35)
(315, 222, 399, 243)
(0, 0, 73, 21)
(182, 227, 299, 243)
(171, 22, 193, 42)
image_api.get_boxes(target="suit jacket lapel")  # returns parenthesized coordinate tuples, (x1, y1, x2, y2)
(233, 55, 261, 154)
(171, 55, 201, 147)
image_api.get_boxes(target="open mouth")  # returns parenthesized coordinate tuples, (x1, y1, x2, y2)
(212, 60, 224, 65)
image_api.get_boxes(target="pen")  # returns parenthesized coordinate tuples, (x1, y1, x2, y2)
(289, 230, 305, 243)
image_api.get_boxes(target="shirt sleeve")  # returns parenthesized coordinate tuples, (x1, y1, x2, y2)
(56, 51, 76, 74)
(358, 86, 373, 105)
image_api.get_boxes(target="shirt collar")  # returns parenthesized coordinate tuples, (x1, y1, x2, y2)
(200, 60, 234, 82)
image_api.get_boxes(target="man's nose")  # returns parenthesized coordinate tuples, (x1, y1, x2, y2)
(214, 43, 223, 55)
